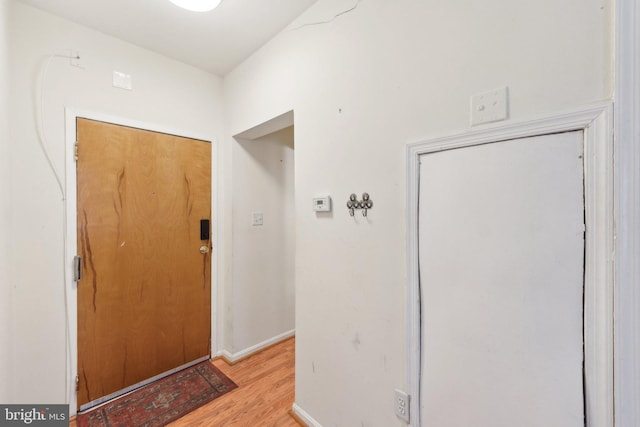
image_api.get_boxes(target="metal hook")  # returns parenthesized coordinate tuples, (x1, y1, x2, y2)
(347, 192, 373, 217)
(346, 200, 355, 216)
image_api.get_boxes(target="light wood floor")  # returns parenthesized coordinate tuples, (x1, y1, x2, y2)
(71, 337, 300, 427)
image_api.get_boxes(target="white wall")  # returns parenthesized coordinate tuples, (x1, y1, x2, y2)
(223, 0, 613, 425)
(0, 0, 12, 404)
(7, 1, 223, 404)
(230, 126, 295, 353)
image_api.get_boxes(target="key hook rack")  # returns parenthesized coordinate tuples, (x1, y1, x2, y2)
(347, 193, 373, 216)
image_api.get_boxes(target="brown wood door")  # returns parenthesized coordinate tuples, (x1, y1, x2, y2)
(76, 118, 212, 409)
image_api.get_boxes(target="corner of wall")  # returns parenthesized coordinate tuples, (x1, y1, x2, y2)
(0, 0, 13, 404)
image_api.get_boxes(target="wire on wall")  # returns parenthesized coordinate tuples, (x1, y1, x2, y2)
(36, 53, 77, 196)
(35, 50, 79, 405)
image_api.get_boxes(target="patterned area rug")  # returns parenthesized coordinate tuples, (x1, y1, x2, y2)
(77, 361, 237, 427)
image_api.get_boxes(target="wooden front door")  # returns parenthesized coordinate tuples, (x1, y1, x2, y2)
(76, 118, 212, 410)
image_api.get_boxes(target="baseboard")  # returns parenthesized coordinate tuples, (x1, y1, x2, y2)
(218, 329, 295, 365)
(292, 403, 323, 427)
(288, 409, 308, 427)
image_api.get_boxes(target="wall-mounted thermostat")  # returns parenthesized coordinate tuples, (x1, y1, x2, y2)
(313, 196, 332, 212)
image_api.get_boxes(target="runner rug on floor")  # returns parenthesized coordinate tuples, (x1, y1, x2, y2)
(76, 361, 238, 427)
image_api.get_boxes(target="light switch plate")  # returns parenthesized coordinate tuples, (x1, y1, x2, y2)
(470, 86, 508, 126)
(252, 212, 263, 226)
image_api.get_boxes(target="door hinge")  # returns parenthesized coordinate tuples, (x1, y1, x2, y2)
(75, 375, 79, 392)
(74, 141, 79, 161)
(73, 256, 82, 282)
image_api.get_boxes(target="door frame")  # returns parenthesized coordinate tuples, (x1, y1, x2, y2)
(64, 108, 220, 415)
(405, 104, 614, 427)
(614, 1, 640, 425)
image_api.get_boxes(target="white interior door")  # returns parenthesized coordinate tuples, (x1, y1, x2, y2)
(418, 131, 585, 427)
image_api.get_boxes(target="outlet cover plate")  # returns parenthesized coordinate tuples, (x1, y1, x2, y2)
(394, 389, 410, 423)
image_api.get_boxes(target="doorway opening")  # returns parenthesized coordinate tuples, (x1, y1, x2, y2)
(226, 111, 296, 360)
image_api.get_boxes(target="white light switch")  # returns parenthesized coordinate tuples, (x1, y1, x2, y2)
(252, 212, 263, 226)
(113, 70, 133, 91)
(470, 86, 508, 126)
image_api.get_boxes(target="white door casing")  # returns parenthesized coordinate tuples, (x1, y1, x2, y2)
(406, 105, 613, 427)
(614, 1, 640, 426)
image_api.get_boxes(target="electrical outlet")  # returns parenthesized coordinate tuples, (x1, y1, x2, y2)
(394, 389, 410, 423)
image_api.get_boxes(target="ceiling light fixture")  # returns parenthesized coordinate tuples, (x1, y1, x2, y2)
(168, 0, 221, 12)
